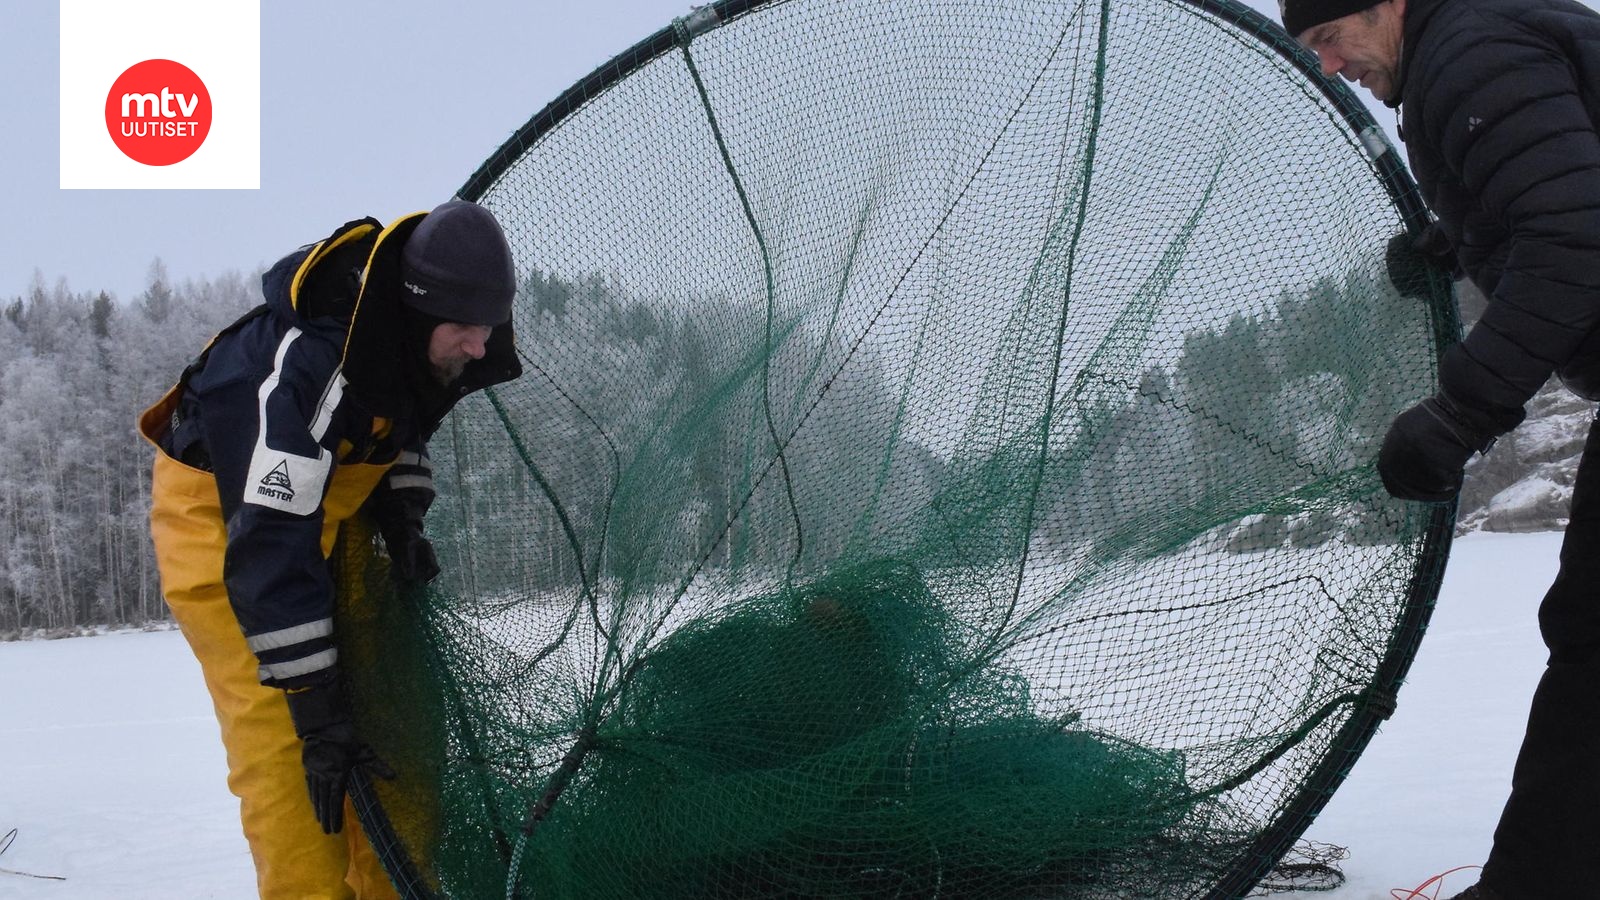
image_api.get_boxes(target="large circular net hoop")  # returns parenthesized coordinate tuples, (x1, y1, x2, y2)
(334, 0, 1458, 897)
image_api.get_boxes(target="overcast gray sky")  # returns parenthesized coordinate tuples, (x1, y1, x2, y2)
(3, 0, 1390, 304)
(3, 1, 694, 303)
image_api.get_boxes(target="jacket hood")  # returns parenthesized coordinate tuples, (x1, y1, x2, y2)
(260, 213, 522, 429)
(260, 217, 382, 330)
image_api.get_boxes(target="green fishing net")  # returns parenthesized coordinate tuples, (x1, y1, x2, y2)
(334, 0, 1458, 896)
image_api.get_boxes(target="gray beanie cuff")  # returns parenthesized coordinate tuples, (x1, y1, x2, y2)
(399, 265, 511, 326)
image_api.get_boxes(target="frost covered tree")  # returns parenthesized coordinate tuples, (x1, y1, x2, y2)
(0, 264, 255, 634)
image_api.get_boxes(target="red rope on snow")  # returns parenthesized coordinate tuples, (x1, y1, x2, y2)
(1390, 865, 1484, 900)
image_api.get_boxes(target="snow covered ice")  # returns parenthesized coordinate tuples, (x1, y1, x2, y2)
(0, 531, 1558, 899)
(0, 630, 251, 897)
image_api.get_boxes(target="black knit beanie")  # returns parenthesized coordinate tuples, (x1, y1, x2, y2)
(1280, 0, 1383, 36)
(399, 200, 515, 326)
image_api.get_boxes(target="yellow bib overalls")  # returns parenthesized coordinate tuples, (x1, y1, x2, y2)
(140, 387, 401, 900)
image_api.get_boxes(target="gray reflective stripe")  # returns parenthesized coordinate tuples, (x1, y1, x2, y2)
(257, 648, 338, 682)
(309, 371, 346, 443)
(396, 451, 430, 469)
(245, 619, 333, 652)
(386, 474, 434, 492)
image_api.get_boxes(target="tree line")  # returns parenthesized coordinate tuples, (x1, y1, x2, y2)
(0, 256, 1461, 635)
(0, 265, 256, 635)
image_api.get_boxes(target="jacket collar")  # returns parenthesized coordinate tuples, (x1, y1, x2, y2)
(263, 213, 522, 431)
(1390, 0, 1450, 108)
(343, 212, 522, 431)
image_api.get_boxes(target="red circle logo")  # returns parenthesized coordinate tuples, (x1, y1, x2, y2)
(104, 59, 212, 166)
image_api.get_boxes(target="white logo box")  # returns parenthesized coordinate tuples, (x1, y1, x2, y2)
(60, 0, 259, 189)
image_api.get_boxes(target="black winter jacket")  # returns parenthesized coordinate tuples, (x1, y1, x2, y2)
(164, 215, 521, 688)
(1396, 0, 1600, 428)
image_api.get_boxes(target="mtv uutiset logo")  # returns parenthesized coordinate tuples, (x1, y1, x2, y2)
(105, 59, 213, 166)
(61, 1, 258, 189)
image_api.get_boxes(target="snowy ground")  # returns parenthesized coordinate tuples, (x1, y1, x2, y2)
(0, 531, 1557, 899)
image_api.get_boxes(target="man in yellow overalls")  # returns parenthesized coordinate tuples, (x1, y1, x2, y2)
(138, 201, 521, 899)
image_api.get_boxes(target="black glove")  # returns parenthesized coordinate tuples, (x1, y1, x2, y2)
(284, 678, 396, 834)
(1377, 393, 1497, 502)
(1385, 222, 1459, 298)
(381, 520, 440, 585)
(372, 452, 440, 585)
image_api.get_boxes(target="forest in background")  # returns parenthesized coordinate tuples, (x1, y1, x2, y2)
(0, 264, 1576, 636)
(0, 266, 257, 636)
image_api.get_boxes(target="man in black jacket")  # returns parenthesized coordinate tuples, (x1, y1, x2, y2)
(1282, 0, 1600, 896)
(139, 201, 522, 898)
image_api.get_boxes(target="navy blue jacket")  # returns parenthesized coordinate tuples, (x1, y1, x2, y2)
(1397, 0, 1600, 429)
(165, 215, 520, 688)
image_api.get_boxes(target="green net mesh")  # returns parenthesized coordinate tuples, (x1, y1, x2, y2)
(334, 0, 1457, 896)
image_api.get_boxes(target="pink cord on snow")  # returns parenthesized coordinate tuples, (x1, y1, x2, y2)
(1391, 865, 1485, 900)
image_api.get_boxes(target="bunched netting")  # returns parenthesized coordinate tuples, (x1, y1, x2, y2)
(332, 0, 1459, 896)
